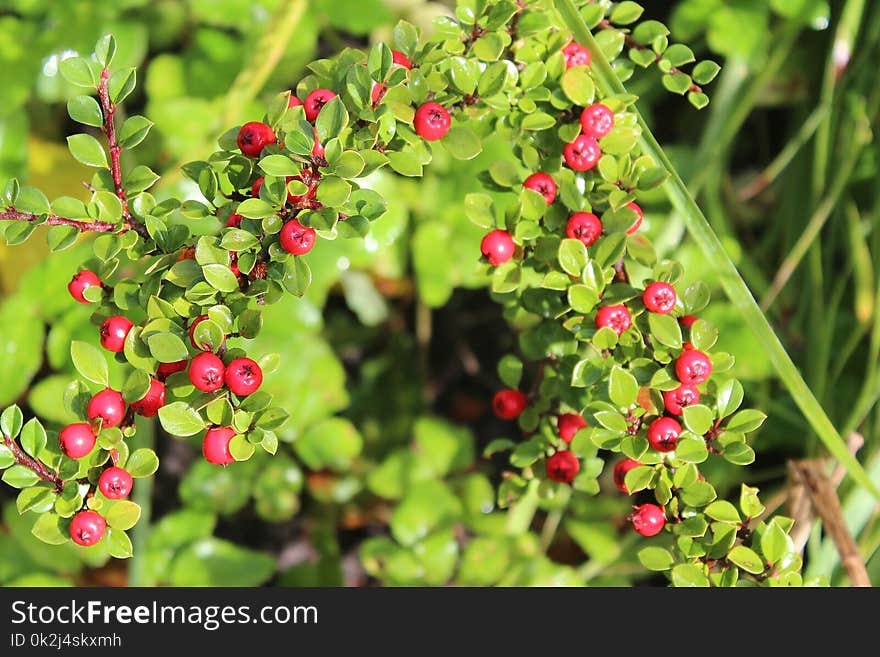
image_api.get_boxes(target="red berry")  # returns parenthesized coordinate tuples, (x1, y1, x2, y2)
(613, 458, 640, 493)
(414, 102, 451, 141)
(67, 270, 101, 304)
(675, 350, 712, 385)
(480, 230, 516, 267)
(680, 315, 698, 328)
(304, 88, 337, 122)
(99, 315, 133, 353)
(226, 212, 243, 228)
(70, 510, 106, 547)
(203, 426, 236, 465)
(280, 219, 317, 255)
(557, 413, 587, 444)
(631, 503, 666, 536)
(563, 134, 601, 172)
(157, 359, 187, 378)
(643, 281, 677, 314)
(626, 201, 643, 234)
(87, 388, 126, 428)
(579, 103, 614, 139)
(371, 82, 388, 105)
(189, 352, 226, 393)
(189, 315, 225, 351)
(546, 450, 580, 483)
(237, 121, 276, 158)
(59, 423, 96, 459)
(562, 42, 591, 69)
(595, 304, 632, 335)
(523, 172, 557, 205)
(392, 50, 412, 69)
(251, 177, 264, 197)
(288, 94, 303, 108)
(662, 384, 700, 416)
(230, 252, 241, 278)
(225, 357, 263, 396)
(98, 466, 133, 499)
(647, 416, 682, 453)
(312, 126, 324, 159)
(566, 212, 602, 247)
(492, 389, 527, 420)
(131, 379, 166, 418)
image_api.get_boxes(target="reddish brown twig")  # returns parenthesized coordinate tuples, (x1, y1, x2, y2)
(0, 208, 120, 233)
(98, 68, 129, 217)
(3, 434, 64, 493)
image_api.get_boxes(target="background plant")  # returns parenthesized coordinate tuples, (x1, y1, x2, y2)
(0, 0, 876, 587)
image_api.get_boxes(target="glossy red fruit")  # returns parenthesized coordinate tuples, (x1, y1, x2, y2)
(595, 304, 632, 335)
(680, 315, 698, 328)
(251, 176, 264, 197)
(523, 172, 557, 205)
(237, 121, 276, 158)
(87, 389, 126, 428)
(304, 88, 337, 121)
(311, 126, 324, 159)
(225, 358, 263, 396)
(414, 102, 451, 141)
(280, 219, 317, 255)
(626, 201, 643, 234)
(68, 270, 101, 304)
(643, 281, 677, 314)
(131, 379, 166, 418)
(288, 94, 303, 108)
(546, 450, 580, 483)
(557, 413, 587, 444)
(392, 50, 412, 69)
(70, 510, 106, 547)
(230, 252, 241, 278)
(189, 315, 225, 351)
(480, 230, 516, 267)
(492, 389, 527, 420)
(100, 315, 133, 352)
(371, 82, 388, 105)
(675, 350, 712, 385)
(631, 503, 666, 537)
(98, 466, 133, 499)
(59, 423, 96, 459)
(226, 212, 243, 228)
(157, 359, 187, 378)
(579, 103, 614, 139)
(562, 42, 591, 69)
(647, 417, 682, 453)
(613, 458, 640, 493)
(563, 134, 601, 172)
(663, 384, 700, 416)
(203, 426, 236, 465)
(188, 352, 226, 393)
(566, 212, 602, 247)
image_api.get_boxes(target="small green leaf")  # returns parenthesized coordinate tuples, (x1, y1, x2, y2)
(560, 66, 595, 105)
(118, 115, 153, 149)
(203, 264, 240, 293)
(67, 134, 108, 168)
(59, 57, 98, 88)
(105, 527, 133, 558)
(126, 448, 159, 478)
(682, 404, 714, 436)
(67, 95, 103, 127)
(158, 403, 205, 437)
(648, 313, 682, 349)
(106, 500, 141, 530)
(443, 127, 482, 160)
(31, 512, 69, 545)
(638, 546, 674, 571)
(727, 545, 765, 574)
(0, 405, 24, 439)
(19, 418, 46, 458)
(671, 563, 710, 587)
(70, 340, 109, 386)
(609, 366, 639, 408)
(2, 465, 40, 488)
(258, 155, 301, 177)
(704, 500, 740, 524)
(726, 409, 767, 434)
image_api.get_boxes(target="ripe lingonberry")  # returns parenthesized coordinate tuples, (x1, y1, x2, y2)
(98, 466, 133, 499)
(131, 379, 166, 418)
(87, 388, 126, 428)
(680, 315, 698, 328)
(225, 357, 263, 396)
(595, 304, 632, 335)
(546, 450, 580, 483)
(414, 102, 451, 141)
(226, 212, 243, 228)
(580, 103, 614, 139)
(557, 413, 587, 444)
(613, 458, 640, 493)
(251, 177, 264, 197)
(662, 384, 700, 416)
(68, 270, 101, 304)
(203, 426, 236, 465)
(647, 417, 682, 452)
(643, 281, 677, 314)
(304, 89, 337, 121)
(280, 219, 317, 255)
(237, 121, 276, 158)
(157, 359, 187, 378)
(675, 349, 712, 385)
(626, 201, 643, 234)
(189, 314, 224, 351)
(492, 389, 527, 420)
(70, 510, 106, 547)
(523, 172, 557, 205)
(288, 95, 303, 108)
(563, 134, 601, 172)
(562, 42, 590, 69)
(631, 503, 666, 537)
(189, 352, 225, 393)
(392, 50, 412, 69)
(566, 212, 602, 247)
(480, 230, 516, 267)
(59, 423, 96, 459)
(100, 315, 133, 352)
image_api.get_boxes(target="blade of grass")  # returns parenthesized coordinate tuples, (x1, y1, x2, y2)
(554, 0, 880, 499)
